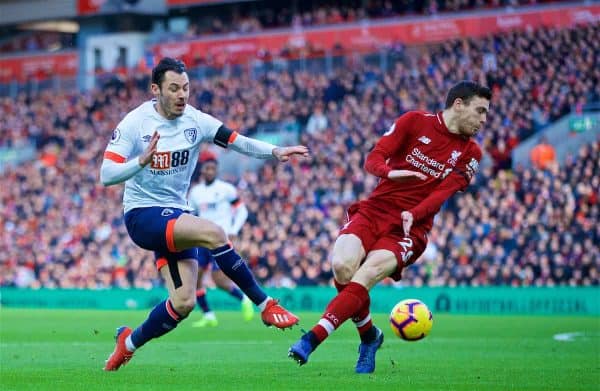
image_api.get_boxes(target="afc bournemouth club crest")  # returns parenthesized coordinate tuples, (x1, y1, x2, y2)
(184, 128, 197, 144)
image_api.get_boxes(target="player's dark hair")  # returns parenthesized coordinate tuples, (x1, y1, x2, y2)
(445, 81, 492, 109)
(151, 57, 187, 87)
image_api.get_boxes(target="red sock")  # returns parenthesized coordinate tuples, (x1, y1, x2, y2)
(335, 280, 372, 334)
(352, 298, 373, 336)
(311, 282, 369, 343)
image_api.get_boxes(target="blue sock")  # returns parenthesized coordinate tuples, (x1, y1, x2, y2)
(228, 287, 244, 301)
(130, 299, 184, 349)
(196, 288, 211, 313)
(210, 244, 267, 305)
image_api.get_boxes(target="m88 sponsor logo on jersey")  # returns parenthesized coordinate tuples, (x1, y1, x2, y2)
(151, 150, 190, 170)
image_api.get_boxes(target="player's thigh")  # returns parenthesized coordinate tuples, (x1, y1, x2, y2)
(160, 258, 198, 309)
(331, 234, 367, 282)
(173, 214, 227, 250)
(371, 230, 428, 282)
(351, 249, 398, 290)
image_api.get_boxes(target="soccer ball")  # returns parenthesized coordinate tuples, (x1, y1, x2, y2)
(389, 299, 433, 341)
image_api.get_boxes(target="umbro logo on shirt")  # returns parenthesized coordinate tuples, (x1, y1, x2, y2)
(418, 136, 431, 144)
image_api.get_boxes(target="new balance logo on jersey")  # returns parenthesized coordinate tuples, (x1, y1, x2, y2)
(141, 134, 151, 143)
(418, 136, 431, 144)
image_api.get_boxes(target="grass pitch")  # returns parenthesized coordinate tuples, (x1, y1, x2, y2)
(0, 309, 598, 390)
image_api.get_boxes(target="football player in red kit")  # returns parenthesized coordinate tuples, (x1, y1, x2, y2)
(289, 81, 492, 373)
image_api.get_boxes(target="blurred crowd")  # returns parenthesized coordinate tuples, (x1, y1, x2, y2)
(0, 23, 598, 289)
(0, 31, 75, 54)
(0, 1, 574, 55)
(183, 0, 570, 37)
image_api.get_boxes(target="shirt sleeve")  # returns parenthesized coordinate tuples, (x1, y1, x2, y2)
(100, 115, 143, 185)
(225, 183, 239, 204)
(194, 108, 223, 143)
(364, 112, 416, 178)
(103, 115, 137, 161)
(408, 144, 482, 221)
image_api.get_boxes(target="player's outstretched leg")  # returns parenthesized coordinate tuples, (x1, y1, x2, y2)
(355, 326, 384, 374)
(104, 299, 185, 371)
(210, 244, 298, 328)
(288, 282, 369, 365)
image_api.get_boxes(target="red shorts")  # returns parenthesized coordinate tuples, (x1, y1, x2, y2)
(339, 201, 428, 281)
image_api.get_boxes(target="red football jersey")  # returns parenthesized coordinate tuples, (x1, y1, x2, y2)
(364, 111, 482, 233)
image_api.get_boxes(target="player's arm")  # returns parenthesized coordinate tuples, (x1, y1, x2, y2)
(100, 130, 159, 186)
(228, 183, 248, 235)
(364, 112, 426, 181)
(229, 198, 248, 235)
(195, 109, 308, 161)
(187, 186, 200, 216)
(402, 147, 482, 235)
(213, 125, 309, 161)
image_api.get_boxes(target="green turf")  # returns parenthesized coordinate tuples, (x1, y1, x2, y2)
(0, 309, 598, 390)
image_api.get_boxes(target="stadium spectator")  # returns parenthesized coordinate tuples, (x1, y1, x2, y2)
(179, 0, 574, 39)
(0, 23, 598, 292)
(530, 136, 556, 169)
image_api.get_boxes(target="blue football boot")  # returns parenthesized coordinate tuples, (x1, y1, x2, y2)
(355, 326, 384, 374)
(288, 332, 315, 365)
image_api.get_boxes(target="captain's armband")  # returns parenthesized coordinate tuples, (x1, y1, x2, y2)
(213, 125, 238, 148)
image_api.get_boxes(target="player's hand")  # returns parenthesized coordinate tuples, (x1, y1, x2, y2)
(401, 211, 414, 236)
(272, 145, 310, 162)
(388, 170, 427, 182)
(139, 130, 160, 166)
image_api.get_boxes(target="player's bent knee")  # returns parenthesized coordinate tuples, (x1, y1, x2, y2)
(332, 257, 357, 283)
(171, 296, 195, 316)
(204, 226, 228, 249)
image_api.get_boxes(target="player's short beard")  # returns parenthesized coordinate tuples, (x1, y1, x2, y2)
(159, 93, 180, 119)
